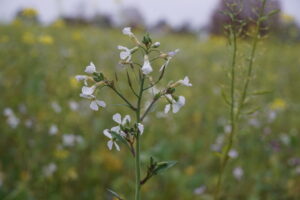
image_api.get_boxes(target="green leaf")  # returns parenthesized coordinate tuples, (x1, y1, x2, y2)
(110, 131, 131, 152)
(153, 160, 177, 175)
(107, 189, 124, 200)
(268, 9, 280, 17)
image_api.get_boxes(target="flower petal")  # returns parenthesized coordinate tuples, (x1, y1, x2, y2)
(113, 113, 122, 124)
(122, 115, 131, 125)
(85, 62, 96, 74)
(96, 100, 106, 108)
(103, 129, 112, 139)
(107, 140, 113, 150)
(164, 104, 171, 114)
(90, 101, 99, 111)
(141, 55, 153, 75)
(137, 123, 144, 135)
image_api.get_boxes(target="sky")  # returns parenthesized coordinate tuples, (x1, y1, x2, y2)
(0, 0, 299, 28)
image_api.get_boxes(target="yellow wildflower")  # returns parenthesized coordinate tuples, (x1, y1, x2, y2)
(52, 19, 65, 28)
(38, 35, 54, 45)
(22, 32, 35, 44)
(184, 165, 196, 176)
(270, 98, 287, 110)
(72, 32, 83, 41)
(22, 8, 38, 17)
(54, 149, 70, 159)
(64, 167, 78, 181)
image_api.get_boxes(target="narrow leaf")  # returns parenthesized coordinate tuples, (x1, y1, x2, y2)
(107, 189, 124, 200)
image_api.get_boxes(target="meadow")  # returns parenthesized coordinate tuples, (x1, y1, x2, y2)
(0, 21, 300, 199)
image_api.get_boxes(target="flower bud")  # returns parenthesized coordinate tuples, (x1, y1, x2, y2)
(152, 42, 160, 48)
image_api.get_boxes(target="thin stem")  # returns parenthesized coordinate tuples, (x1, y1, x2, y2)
(214, 27, 237, 200)
(109, 86, 137, 111)
(236, 0, 266, 119)
(141, 95, 161, 121)
(135, 74, 145, 200)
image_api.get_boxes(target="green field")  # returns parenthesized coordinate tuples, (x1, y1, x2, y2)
(0, 22, 300, 199)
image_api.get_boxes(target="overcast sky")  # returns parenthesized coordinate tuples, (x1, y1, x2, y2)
(0, 0, 299, 27)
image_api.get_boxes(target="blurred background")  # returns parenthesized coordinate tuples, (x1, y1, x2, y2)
(0, 0, 300, 199)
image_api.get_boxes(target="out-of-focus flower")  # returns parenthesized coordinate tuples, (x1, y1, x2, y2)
(69, 100, 79, 111)
(179, 76, 192, 87)
(228, 149, 239, 159)
(62, 134, 84, 147)
(22, 32, 35, 44)
(24, 119, 33, 128)
(52, 19, 65, 28)
(85, 62, 96, 74)
(49, 124, 58, 135)
(122, 27, 133, 36)
(75, 75, 88, 86)
(118, 45, 132, 62)
(164, 95, 185, 114)
(3, 108, 19, 128)
(43, 163, 57, 177)
(51, 102, 62, 113)
(141, 55, 153, 75)
(103, 129, 120, 151)
(159, 49, 180, 71)
(38, 35, 54, 45)
(233, 167, 244, 180)
(21, 8, 38, 17)
(270, 98, 286, 110)
(152, 42, 160, 48)
(194, 185, 206, 195)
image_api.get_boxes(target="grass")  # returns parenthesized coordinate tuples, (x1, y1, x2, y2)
(0, 22, 300, 199)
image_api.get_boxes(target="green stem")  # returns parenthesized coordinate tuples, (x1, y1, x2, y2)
(135, 74, 145, 200)
(109, 86, 137, 111)
(215, 27, 237, 200)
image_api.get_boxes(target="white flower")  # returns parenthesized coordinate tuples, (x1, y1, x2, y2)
(168, 49, 180, 57)
(137, 123, 144, 135)
(69, 100, 79, 111)
(85, 62, 96, 74)
(118, 45, 131, 62)
(194, 185, 206, 195)
(51, 102, 62, 113)
(3, 108, 13, 116)
(81, 85, 96, 96)
(75, 75, 88, 85)
(164, 96, 186, 114)
(141, 55, 153, 75)
(49, 124, 58, 135)
(179, 76, 192, 87)
(159, 49, 179, 72)
(122, 27, 133, 36)
(62, 134, 76, 146)
(43, 163, 57, 177)
(228, 149, 239, 159)
(113, 113, 131, 125)
(152, 42, 160, 48)
(103, 129, 120, 151)
(233, 167, 244, 180)
(90, 100, 106, 111)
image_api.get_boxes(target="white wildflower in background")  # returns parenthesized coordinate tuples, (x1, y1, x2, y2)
(179, 76, 192, 87)
(233, 167, 244, 180)
(141, 55, 153, 75)
(43, 163, 57, 177)
(122, 27, 133, 36)
(75, 75, 88, 85)
(69, 100, 79, 111)
(62, 134, 84, 147)
(51, 102, 62, 113)
(3, 107, 20, 128)
(228, 149, 239, 159)
(18, 104, 27, 114)
(49, 124, 58, 135)
(103, 129, 120, 151)
(194, 185, 206, 195)
(24, 119, 33, 128)
(85, 62, 96, 74)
